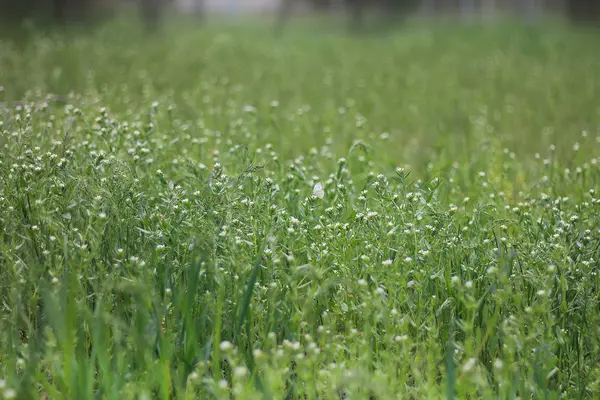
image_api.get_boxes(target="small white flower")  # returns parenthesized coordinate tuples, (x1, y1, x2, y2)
(188, 371, 200, 382)
(394, 335, 408, 343)
(219, 341, 234, 352)
(462, 357, 477, 373)
(233, 366, 247, 378)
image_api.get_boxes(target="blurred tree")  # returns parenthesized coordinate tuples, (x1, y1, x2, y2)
(276, 0, 419, 32)
(53, 0, 68, 24)
(0, 0, 112, 25)
(566, 0, 600, 24)
(0, 0, 49, 23)
(0, 0, 168, 30)
(140, 0, 164, 31)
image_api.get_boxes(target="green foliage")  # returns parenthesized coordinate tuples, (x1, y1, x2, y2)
(1, 18, 600, 399)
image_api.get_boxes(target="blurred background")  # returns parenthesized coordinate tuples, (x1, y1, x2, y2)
(0, 0, 598, 31)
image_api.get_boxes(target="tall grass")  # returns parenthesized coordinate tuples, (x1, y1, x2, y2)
(1, 18, 600, 399)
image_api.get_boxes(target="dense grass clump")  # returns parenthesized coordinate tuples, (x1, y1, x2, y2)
(1, 19, 600, 399)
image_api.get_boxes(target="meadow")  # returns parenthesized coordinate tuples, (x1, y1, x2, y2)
(1, 17, 600, 399)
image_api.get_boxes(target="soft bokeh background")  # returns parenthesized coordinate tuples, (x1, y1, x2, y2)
(0, 0, 598, 29)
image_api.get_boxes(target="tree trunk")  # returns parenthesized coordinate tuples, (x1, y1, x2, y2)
(53, 0, 68, 24)
(567, 0, 600, 24)
(141, 0, 163, 32)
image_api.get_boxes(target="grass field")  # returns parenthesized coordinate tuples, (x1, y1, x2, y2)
(1, 17, 600, 399)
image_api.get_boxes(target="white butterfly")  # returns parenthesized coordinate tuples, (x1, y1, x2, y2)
(312, 182, 324, 199)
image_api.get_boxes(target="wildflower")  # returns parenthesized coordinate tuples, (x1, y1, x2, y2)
(253, 349, 263, 358)
(188, 371, 200, 383)
(219, 341, 234, 352)
(462, 357, 477, 373)
(233, 366, 247, 378)
(394, 335, 408, 343)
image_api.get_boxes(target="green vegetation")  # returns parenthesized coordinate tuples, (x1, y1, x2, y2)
(1, 19, 600, 399)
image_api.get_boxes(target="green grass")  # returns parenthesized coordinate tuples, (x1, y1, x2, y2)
(1, 17, 600, 399)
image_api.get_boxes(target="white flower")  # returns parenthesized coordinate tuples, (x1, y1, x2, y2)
(253, 349, 263, 358)
(188, 371, 200, 382)
(394, 335, 408, 343)
(233, 366, 247, 378)
(462, 357, 477, 373)
(219, 341, 234, 352)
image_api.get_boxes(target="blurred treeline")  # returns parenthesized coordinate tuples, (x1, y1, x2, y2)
(0, 0, 598, 31)
(0, 0, 170, 30)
